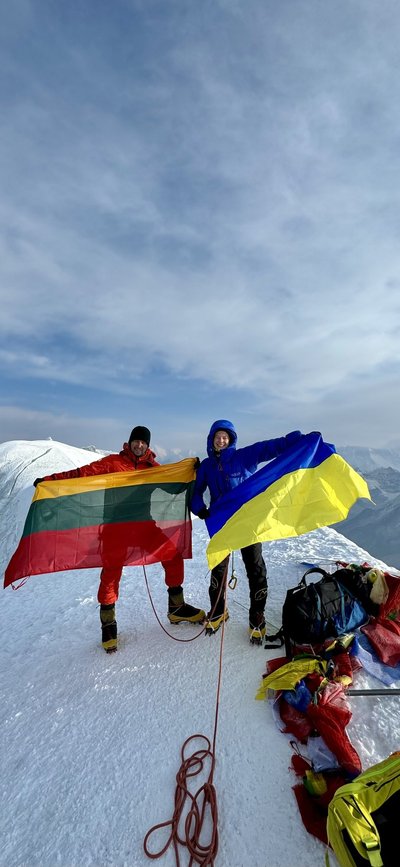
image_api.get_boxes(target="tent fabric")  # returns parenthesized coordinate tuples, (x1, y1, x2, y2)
(358, 567, 400, 667)
(305, 683, 362, 778)
(292, 783, 329, 846)
(380, 571, 400, 618)
(256, 657, 325, 700)
(361, 617, 400, 667)
(291, 752, 350, 846)
(356, 633, 400, 686)
(279, 697, 314, 741)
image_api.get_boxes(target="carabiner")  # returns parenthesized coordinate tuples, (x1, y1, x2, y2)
(229, 570, 237, 589)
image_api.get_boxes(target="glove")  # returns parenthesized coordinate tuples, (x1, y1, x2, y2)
(33, 477, 44, 487)
(193, 457, 201, 470)
(198, 507, 210, 520)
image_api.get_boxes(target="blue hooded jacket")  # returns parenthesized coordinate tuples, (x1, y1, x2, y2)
(191, 419, 303, 515)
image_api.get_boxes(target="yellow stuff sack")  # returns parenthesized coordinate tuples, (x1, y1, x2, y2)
(327, 752, 400, 866)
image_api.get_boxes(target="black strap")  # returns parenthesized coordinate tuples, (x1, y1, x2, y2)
(264, 627, 284, 649)
(300, 567, 329, 587)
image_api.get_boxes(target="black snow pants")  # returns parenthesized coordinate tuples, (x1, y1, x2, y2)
(208, 542, 267, 624)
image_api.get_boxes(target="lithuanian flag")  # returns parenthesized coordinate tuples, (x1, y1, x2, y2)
(205, 434, 371, 569)
(4, 458, 197, 587)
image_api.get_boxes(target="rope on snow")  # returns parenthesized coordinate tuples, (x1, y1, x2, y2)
(143, 561, 229, 865)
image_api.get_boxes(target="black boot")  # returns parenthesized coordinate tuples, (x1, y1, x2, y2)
(167, 586, 205, 624)
(100, 604, 117, 653)
(204, 566, 229, 634)
(209, 575, 226, 615)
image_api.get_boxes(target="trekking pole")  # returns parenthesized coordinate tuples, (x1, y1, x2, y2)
(347, 688, 400, 696)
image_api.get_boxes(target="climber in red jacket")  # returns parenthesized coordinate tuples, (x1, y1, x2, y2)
(34, 425, 205, 652)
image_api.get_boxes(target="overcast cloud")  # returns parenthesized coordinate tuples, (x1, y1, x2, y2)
(1, 0, 400, 456)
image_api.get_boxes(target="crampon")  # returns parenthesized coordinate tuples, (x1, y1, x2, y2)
(204, 610, 229, 635)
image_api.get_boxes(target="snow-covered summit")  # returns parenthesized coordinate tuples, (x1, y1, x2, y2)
(1, 440, 399, 867)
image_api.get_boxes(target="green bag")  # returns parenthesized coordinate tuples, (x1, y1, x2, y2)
(327, 752, 400, 866)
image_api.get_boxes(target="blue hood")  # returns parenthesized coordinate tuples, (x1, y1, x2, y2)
(207, 419, 237, 457)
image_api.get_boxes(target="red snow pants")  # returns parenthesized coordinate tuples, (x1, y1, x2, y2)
(97, 553, 185, 605)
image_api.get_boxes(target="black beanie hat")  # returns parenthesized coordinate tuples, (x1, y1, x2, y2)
(129, 425, 151, 446)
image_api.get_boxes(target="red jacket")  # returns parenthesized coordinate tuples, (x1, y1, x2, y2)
(42, 443, 159, 480)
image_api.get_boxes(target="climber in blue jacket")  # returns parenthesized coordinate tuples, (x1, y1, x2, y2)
(191, 419, 304, 642)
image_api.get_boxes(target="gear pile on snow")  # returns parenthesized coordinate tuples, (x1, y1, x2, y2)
(258, 561, 400, 865)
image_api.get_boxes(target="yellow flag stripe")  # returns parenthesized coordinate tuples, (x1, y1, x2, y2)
(34, 457, 197, 501)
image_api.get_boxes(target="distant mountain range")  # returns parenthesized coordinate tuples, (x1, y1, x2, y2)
(338, 444, 400, 473)
(334, 445, 400, 569)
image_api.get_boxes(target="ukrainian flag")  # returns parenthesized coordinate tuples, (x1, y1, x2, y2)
(205, 433, 371, 569)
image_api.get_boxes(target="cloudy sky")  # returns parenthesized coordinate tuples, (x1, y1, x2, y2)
(2, 0, 400, 459)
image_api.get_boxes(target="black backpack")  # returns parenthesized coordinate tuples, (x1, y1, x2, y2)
(281, 567, 374, 659)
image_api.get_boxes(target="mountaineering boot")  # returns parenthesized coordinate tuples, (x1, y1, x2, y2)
(205, 571, 229, 635)
(204, 609, 229, 636)
(100, 603, 117, 653)
(167, 586, 205, 624)
(248, 611, 266, 645)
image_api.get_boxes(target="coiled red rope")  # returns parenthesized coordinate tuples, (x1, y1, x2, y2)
(143, 562, 229, 865)
(143, 733, 219, 865)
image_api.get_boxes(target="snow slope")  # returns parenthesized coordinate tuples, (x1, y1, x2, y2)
(1, 441, 400, 867)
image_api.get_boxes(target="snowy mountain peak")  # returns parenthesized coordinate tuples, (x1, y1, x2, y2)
(338, 445, 400, 473)
(1, 439, 399, 867)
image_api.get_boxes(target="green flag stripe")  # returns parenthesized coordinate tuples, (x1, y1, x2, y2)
(23, 482, 193, 537)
